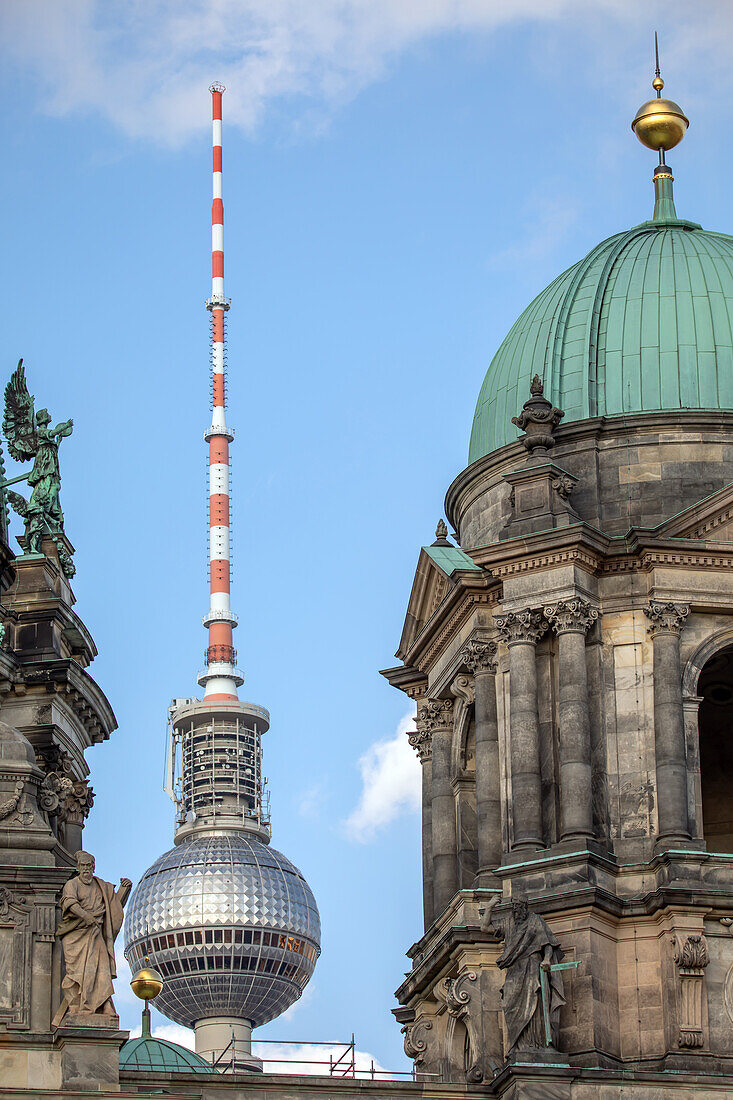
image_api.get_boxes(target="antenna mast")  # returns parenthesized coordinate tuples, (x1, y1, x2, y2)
(201, 82, 241, 701)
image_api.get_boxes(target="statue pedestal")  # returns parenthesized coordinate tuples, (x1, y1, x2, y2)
(53, 1016, 128, 1092)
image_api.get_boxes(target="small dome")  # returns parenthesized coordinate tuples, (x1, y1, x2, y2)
(120, 1033, 212, 1074)
(0, 721, 38, 768)
(124, 831, 320, 1029)
(469, 218, 733, 464)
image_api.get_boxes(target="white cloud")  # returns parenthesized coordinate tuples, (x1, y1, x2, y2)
(2, 1, 730, 145)
(253, 1040, 385, 1078)
(129, 1020, 197, 1050)
(344, 712, 420, 842)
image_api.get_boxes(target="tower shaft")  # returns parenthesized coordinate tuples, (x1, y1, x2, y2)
(201, 82, 241, 701)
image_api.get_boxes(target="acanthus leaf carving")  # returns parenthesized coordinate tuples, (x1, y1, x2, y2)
(544, 597, 598, 635)
(460, 639, 497, 674)
(494, 608, 548, 646)
(644, 600, 690, 638)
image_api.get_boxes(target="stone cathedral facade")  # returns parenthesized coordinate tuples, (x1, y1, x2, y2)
(384, 144, 733, 1093)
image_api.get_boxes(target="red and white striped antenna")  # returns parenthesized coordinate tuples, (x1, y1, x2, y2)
(199, 81, 242, 701)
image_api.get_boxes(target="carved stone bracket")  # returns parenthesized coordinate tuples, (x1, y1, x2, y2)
(544, 598, 598, 636)
(645, 601, 690, 638)
(402, 1017, 434, 1064)
(441, 970, 477, 1019)
(495, 608, 548, 646)
(511, 375, 564, 455)
(460, 639, 497, 674)
(672, 934, 709, 1049)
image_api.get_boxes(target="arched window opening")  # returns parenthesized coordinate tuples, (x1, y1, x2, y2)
(698, 645, 733, 852)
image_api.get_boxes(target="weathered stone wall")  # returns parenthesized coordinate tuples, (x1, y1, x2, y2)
(447, 410, 733, 548)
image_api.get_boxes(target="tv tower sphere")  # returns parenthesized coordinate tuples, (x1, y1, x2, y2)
(123, 83, 320, 1071)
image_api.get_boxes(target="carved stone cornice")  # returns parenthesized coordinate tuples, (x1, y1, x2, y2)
(544, 598, 598, 636)
(494, 609, 547, 647)
(460, 639, 497, 674)
(644, 600, 690, 638)
(416, 698, 454, 734)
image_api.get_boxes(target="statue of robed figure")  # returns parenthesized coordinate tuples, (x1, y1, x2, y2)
(55, 851, 132, 1023)
(496, 899, 566, 1052)
(2, 359, 74, 571)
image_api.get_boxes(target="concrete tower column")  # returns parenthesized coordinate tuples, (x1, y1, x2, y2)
(409, 705, 434, 930)
(645, 601, 691, 845)
(496, 609, 548, 852)
(461, 639, 500, 882)
(417, 699, 456, 915)
(545, 599, 598, 842)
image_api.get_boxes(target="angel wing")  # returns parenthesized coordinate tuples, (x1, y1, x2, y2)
(6, 490, 29, 519)
(3, 360, 37, 462)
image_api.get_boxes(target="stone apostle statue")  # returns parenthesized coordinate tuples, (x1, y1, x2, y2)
(496, 898, 566, 1052)
(55, 851, 132, 1022)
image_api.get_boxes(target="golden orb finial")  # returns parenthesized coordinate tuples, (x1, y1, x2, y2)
(130, 956, 163, 1003)
(632, 31, 688, 154)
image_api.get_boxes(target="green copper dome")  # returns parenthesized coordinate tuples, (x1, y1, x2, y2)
(120, 1032, 212, 1074)
(469, 214, 733, 463)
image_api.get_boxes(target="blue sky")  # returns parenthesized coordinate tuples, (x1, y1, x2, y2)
(1, 0, 732, 1074)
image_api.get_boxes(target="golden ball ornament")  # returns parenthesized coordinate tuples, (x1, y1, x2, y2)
(130, 964, 163, 1002)
(632, 97, 689, 152)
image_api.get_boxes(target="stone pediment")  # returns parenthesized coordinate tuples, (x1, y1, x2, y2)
(396, 544, 480, 660)
(657, 482, 733, 542)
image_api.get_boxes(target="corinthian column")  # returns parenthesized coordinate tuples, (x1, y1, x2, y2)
(495, 609, 548, 852)
(645, 600, 691, 845)
(544, 598, 597, 842)
(417, 699, 456, 916)
(409, 714, 434, 930)
(461, 639, 500, 881)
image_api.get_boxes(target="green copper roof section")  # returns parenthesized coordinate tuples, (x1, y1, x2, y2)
(120, 1030, 213, 1074)
(469, 218, 733, 463)
(424, 544, 481, 575)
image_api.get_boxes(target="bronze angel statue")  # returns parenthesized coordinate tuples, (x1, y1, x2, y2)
(2, 360, 73, 565)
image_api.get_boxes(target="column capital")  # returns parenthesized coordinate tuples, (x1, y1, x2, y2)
(495, 608, 547, 646)
(460, 638, 498, 674)
(408, 729, 433, 763)
(416, 697, 454, 733)
(544, 597, 598, 635)
(645, 600, 690, 638)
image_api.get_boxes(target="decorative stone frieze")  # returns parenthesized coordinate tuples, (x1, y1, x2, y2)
(544, 598, 598, 635)
(672, 934, 709, 1049)
(460, 639, 497, 674)
(644, 600, 690, 637)
(511, 375, 564, 455)
(494, 608, 547, 646)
